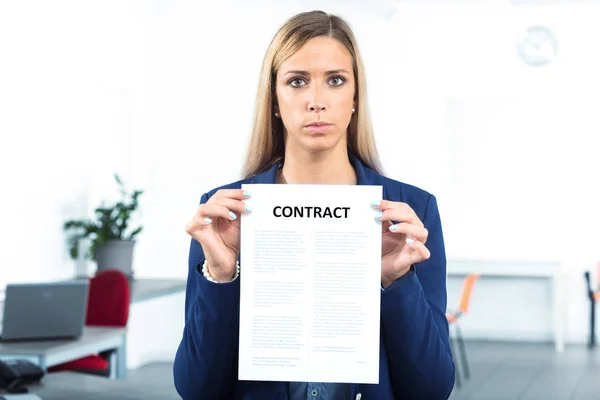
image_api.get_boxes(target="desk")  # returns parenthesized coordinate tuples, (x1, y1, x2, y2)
(0, 278, 186, 372)
(128, 278, 186, 303)
(0, 371, 179, 400)
(0, 327, 127, 379)
(447, 259, 566, 352)
(0, 278, 187, 306)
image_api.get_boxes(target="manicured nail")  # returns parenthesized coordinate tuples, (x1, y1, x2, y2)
(244, 204, 253, 213)
(371, 200, 381, 207)
(204, 217, 212, 223)
(374, 211, 382, 220)
(229, 211, 237, 220)
(406, 237, 414, 244)
(243, 190, 252, 197)
(389, 224, 398, 231)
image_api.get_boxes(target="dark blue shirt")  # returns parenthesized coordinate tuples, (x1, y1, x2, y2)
(288, 382, 351, 400)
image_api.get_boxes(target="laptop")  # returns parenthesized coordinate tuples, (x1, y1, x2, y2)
(0, 280, 89, 341)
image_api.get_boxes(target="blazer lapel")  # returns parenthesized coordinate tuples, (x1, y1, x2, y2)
(248, 162, 280, 184)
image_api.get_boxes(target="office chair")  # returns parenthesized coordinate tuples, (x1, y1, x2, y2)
(584, 261, 600, 348)
(48, 269, 130, 377)
(447, 273, 480, 388)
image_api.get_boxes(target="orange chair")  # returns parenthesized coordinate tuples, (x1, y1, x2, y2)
(447, 273, 480, 388)
(584, 261, 600, 348)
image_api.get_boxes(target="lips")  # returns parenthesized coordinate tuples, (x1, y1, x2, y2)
(305, 122, 332, 133)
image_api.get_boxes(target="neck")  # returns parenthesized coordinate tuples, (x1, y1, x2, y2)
(277, 147, 357, 185)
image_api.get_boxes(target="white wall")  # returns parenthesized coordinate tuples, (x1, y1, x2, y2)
(389, 3, 600, 344)
(0, 1, 147, 286)
(0, 0, 599, 363)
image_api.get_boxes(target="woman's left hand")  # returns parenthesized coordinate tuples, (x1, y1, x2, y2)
(373, 200, 431, 288)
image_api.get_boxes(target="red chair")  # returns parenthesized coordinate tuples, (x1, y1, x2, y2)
(49, 270, 130, 377)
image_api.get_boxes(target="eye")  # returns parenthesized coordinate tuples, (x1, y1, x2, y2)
(329, 76, 346, 86)
(289, 77, 306, 88)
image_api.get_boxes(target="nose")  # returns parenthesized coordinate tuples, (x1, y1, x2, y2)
(308, 101, 326, 112)
(307, 87, 327, 112)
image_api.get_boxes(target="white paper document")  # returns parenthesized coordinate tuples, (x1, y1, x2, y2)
(238, 183, 382, 384)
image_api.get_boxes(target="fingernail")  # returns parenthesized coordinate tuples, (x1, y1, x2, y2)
(406, 237, 414, 244)
(371, 200, 380, 207)
(389, 224, 398, 231)
(243, 190, 252, 197)
(374, 211, 382, 220)
(204, 217, 212, 223)
(244, 204, 253, 213)
(229, 211, 237, 220)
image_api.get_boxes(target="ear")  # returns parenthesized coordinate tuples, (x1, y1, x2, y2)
(272, 90, 279, 114)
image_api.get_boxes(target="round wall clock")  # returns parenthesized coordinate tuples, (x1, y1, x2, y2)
(516, 25, 558, 67)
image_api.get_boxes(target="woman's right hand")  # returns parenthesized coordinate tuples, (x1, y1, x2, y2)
(184, 189, 251, 282)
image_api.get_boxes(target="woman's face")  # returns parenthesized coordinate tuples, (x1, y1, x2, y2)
(275, 36, 355, 155)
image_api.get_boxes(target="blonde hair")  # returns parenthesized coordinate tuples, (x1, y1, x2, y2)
(242, 10, 384, 179)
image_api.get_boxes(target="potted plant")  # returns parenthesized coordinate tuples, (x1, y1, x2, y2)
(64, 174, 144, 278)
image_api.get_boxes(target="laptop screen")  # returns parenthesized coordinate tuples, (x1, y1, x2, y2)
(1, 280, 89, 341)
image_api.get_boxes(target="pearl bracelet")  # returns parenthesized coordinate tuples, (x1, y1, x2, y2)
(201, 259, 240, 283)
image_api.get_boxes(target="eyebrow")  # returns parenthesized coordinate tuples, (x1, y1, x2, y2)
(283, 69, 351, 77)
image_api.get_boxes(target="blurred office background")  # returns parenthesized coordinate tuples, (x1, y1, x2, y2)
(1, 0, 600, 399)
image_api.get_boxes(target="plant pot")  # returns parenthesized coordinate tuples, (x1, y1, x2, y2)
(95, 240, 136, 278)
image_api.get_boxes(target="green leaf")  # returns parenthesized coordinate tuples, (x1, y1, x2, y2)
(64, 220, 87, 230)
(129, 226, 143, 239)
(67, 236, 80, 259)
(65, 172, 144, 259)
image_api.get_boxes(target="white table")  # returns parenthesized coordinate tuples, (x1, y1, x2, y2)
(0, 327, 127, 379)
(0, 278, 187, 372)
(447, 259, 566, 352)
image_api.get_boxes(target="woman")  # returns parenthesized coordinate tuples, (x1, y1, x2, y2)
(174, 10, 455, 400)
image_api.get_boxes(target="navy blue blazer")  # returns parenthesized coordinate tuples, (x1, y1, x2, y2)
(173, 155, 455, 399)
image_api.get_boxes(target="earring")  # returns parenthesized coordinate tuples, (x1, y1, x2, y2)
(275, 112, 280, 118)
(352, 108, 355, 113)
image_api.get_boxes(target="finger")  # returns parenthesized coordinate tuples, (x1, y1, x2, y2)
(407, 239, 431, 263)
(372, 199, 404, 211)
(374, 200, 423, 227)
(210, 188, 252, 202)
(184, 210, 214, 234)
(207, 197, 251, 217)
(388, 223, 428, 244)
(198, 203, 239, 222)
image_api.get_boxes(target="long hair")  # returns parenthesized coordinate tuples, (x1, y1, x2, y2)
(241, 10, 384, 179)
